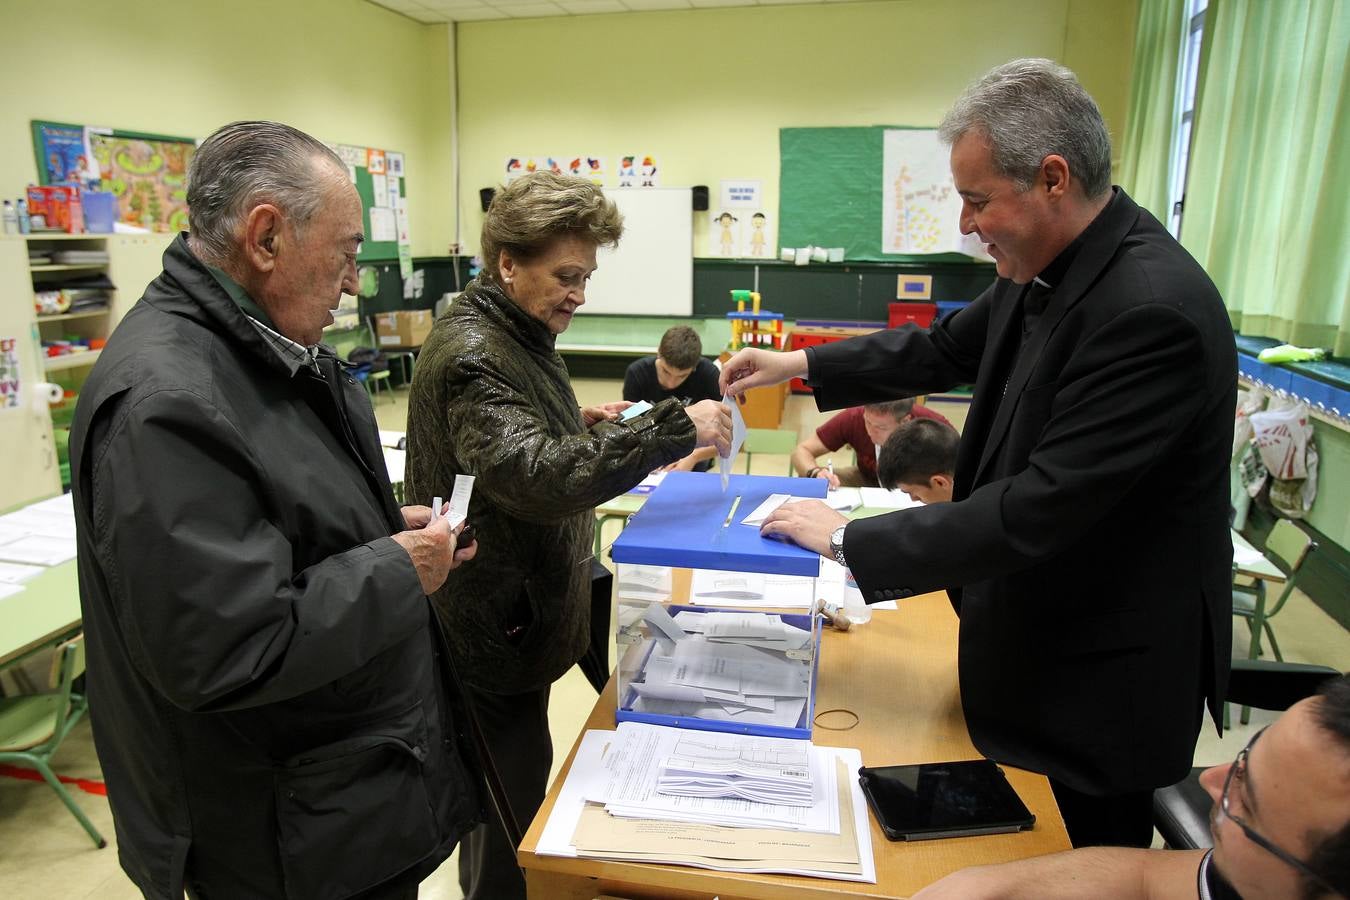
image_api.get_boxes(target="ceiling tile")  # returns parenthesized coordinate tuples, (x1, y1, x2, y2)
(620, 0, 693, 8)
(499, 2, 569, 15)
(556, 0, 629, 12)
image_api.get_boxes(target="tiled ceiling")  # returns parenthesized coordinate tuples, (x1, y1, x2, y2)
(368, 0, 856, 24)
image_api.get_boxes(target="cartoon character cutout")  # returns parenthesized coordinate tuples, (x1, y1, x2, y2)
(568, 157, 582, 176)
(618, 156, 637, 187)
(716, 211, 738, 256)
(640, 156, 657, 187)
(546, 157, 563, 175)
(505, 158, 522, 180)
(749, 212, 767, 257)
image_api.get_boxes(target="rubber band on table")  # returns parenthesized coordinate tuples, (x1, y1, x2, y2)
(813, 707, 860, 730)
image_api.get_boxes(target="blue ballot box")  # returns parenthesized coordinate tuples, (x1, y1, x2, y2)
(611, 472, 827, 740)
(611, 472, 826, 576)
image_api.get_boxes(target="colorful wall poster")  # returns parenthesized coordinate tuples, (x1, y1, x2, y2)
(881, 129, 985, 257)
(86, 130, 194, 233)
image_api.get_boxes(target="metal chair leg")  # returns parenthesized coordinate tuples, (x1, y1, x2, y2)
(35, 759, 106, 848)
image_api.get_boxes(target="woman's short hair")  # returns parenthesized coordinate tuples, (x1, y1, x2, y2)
(938, 58, 1113, 199)
(480, 171, 623, 284)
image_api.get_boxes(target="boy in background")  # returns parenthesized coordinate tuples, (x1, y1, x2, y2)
(793, 399, 951, 488)
(877, 417, 960, 504)
(624, 325, 721, 471)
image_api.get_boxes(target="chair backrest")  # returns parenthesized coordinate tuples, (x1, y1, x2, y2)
(1266, 519, 1314, 572)
(46, 634, 85, 732)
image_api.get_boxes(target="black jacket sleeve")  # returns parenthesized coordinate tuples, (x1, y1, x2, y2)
(90, 388, 427, 712)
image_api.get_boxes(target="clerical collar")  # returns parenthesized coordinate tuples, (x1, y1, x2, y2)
(1032, 188, 1119, 289)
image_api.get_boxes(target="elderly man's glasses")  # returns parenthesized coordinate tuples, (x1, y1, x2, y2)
(1219, 727, 1337, 894)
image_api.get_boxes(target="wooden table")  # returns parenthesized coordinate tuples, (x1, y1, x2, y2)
(0, 560, 81, 669)
(518, 581, 1071, 899)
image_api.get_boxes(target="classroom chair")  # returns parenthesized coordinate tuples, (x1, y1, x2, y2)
(1231, 519, 1317, 722)
(741, 428, 798, 476)
(1153, 659, 1339, 850)
(0, 634, 106, 848)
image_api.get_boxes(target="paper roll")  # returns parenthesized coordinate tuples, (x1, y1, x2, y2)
(37, 382, 64, 404)
(794, 247, 811, 266)
(780, 247, 795, 262)
(810, 247, 828, 263)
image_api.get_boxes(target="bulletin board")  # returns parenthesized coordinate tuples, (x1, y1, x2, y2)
(779, 126, 978, 264)
(31, 119, 195, 233)
(330, 144, 409, 264)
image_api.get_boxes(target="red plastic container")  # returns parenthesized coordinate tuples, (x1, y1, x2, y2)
(888, 302, 937, 329)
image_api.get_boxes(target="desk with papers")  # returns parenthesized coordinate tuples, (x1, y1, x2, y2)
(519, 582, 1073, 899)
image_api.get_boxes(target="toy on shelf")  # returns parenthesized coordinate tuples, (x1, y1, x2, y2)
(726, 289, 784, 350)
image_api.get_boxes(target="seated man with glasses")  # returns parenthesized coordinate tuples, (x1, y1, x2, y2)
(913, 673, 1350, 900)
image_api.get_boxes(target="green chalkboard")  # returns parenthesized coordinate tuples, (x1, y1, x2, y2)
(353, 165, 405, 262)
(779, 126, 973, 264)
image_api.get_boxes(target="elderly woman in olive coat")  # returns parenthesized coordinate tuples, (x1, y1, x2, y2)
(406, 171, 730, 900)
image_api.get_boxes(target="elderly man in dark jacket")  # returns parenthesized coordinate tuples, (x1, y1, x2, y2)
(69, 121, 482, 899)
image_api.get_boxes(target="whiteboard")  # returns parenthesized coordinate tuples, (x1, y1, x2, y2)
(583, 188, 692, 316)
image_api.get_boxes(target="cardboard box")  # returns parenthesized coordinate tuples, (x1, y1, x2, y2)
(375, 310, 432, 347)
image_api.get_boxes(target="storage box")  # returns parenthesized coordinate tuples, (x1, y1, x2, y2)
(888, 302, 937, 329)
(375, 309, 433, 347)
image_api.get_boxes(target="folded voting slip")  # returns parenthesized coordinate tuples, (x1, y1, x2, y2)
(689, 570, 765, 600)
(718, 395, 747, 491)
(616, 565, 672, 601)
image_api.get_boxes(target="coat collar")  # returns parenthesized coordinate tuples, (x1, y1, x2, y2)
(973, 188, 1142, 483)
(457, 277, 558, 358)
(156, 233, 339, 379)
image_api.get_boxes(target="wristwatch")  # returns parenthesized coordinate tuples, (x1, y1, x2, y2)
(828, 524, 848, 568)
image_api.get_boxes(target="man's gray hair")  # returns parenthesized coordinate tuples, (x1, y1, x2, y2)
(186, 121, 346, 263)
(938, 58, 1113, 199)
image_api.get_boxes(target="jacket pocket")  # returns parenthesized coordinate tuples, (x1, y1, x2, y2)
(274, 703, 439, 900)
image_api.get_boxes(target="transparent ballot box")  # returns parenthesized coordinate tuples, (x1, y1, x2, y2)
(610, 472, 829, 740)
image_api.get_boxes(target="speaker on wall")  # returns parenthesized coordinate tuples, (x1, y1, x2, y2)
(692, 185, 709, 211)
(479, 188, 495, 212)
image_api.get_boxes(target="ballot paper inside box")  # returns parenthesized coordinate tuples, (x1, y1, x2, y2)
(615, 602, 822, 741)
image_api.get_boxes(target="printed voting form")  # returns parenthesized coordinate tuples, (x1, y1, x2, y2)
(536, 725, 875, 881)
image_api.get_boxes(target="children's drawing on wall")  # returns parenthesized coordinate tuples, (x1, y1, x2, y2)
(707, 210, 741, 257)
(545, 157, 564, 175)
(881, 129, 987, 257)
(618, 156, 637, 187)
(745, 211, 770, 258)
(639, 156, 659, 187)
(567, 156, 606, 185)
(504, 158, 523, 182)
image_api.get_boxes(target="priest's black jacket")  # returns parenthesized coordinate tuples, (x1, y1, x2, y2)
(808, 189, 1235, 795)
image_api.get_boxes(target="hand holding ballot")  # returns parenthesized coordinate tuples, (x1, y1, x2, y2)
(684, 398, 733, 457)
(582, 399, 634, 427)
(760, 499, 848, 557)
(392, 494, 477, 595)
(719, 347, 809, 397)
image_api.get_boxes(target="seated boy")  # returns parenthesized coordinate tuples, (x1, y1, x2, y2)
(623, 325, 721, 471)
(876, 417, 960, 503)
(793, 399, 951, 488)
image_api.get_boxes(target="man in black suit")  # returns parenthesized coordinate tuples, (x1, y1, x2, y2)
(721, 58, 1236, 848)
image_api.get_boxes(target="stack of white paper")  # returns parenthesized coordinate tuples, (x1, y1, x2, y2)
(0, 494, 77, 567)
(593, 723, 833, 829)
(534, 726, 877, 883)
(656, 728, 814, 806)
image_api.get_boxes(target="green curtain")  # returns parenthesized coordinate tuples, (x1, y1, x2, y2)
(1117, 0, 1187, 223)
(1182, 0, 1350, 356)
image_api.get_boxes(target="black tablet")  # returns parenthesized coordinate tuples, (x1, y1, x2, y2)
(858, 759, 1036, 841)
